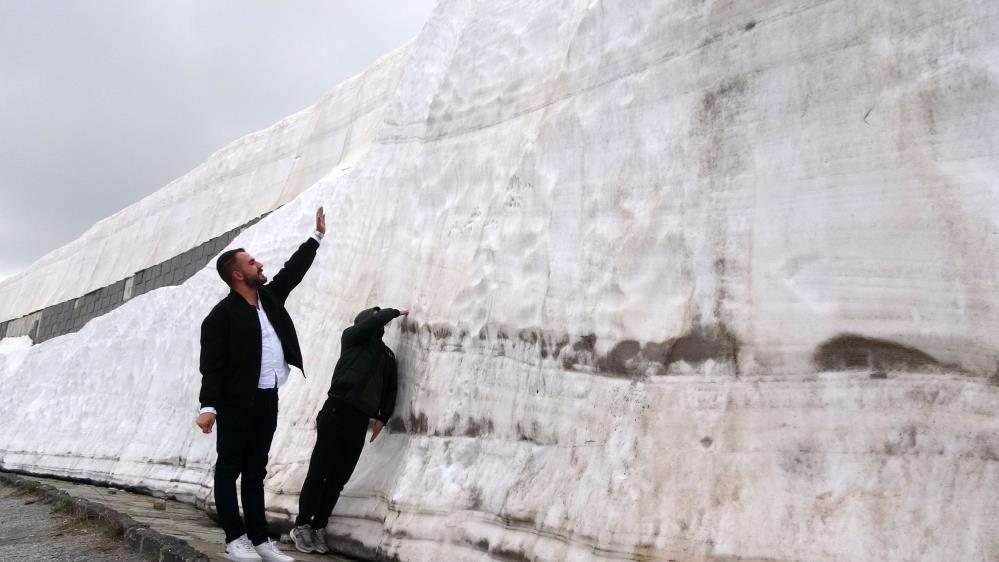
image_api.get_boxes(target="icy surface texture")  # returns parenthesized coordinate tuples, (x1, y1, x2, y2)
(3, 1, 999, 560)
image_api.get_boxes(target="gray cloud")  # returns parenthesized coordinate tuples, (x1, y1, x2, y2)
(0, 0, 436, 280)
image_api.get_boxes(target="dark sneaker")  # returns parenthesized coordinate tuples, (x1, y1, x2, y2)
(290, 525, 315, 553)
(312, 527, 329, 554)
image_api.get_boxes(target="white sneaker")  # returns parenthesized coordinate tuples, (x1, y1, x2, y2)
(224, 534, 263, 562)
(312, 527, 329, 554)
(290, 524, 315, 553)
(254, 538, 295, 562)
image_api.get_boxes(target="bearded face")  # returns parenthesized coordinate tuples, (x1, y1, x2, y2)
(234, 251, 267, 288)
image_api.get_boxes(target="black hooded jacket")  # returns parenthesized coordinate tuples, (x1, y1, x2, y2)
(327, 307, 399, 422)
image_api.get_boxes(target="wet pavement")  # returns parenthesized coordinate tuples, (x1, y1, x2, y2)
(5, 474, 354, 562)
(0, 481, 135, 561)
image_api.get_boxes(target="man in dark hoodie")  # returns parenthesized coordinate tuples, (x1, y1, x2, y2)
(290, 306, 408, 554)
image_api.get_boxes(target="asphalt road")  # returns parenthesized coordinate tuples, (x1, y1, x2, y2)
(0, 482, 135, 561)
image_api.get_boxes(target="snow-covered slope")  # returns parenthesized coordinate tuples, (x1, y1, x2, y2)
(0, 44, 413, 323)
(3, 1, 999, 560)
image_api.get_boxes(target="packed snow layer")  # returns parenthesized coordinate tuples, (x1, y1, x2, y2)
(0, 336, 31, 375)
(0, 43, 413, 323)
(3, 0, 999, 560)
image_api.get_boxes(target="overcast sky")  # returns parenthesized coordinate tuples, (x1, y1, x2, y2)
(0, 0, 436, 281)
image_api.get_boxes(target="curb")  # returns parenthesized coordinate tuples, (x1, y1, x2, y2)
(0, 471, 208, 562)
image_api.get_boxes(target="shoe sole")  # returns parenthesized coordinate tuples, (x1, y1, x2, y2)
(223, 554, 263, 562)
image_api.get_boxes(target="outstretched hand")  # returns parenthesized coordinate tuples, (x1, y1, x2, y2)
(398, 309, 410, 316)
(315, 207, 326, 236)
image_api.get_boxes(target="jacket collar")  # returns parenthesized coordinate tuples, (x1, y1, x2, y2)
(224, 287, 270, 309)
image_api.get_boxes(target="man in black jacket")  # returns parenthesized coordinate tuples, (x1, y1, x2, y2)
(195, 207, 326, 562)
(290, 306, 408, 554)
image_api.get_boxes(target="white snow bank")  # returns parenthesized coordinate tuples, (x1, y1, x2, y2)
(3, 1, 999, 561)
(0, 336, 32, 375)
(0, 336, 32, 353)
(0, 43, 414, 323)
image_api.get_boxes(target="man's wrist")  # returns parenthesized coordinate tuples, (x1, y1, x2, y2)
(199, 406, 217, 415)
(311, 230, 324, 243)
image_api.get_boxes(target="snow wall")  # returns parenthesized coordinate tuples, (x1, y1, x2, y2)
(3, 1, 999, 560)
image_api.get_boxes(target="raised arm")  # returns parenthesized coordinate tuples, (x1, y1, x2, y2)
(267, 207, 325, 303)
(341, 308, 408, 347)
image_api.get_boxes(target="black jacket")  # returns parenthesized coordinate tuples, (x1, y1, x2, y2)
(328, 308, 399, 423)
(199, 238, 319, 409)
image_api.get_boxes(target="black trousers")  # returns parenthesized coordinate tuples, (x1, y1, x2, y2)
(296, 399, 369, 529)
(215, 389, 278, 545)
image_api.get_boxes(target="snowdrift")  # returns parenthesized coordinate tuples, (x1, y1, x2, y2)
(3, 1, 999, 560)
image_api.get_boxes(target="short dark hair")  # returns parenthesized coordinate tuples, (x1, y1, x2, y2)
(216, 248, 244, 287)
